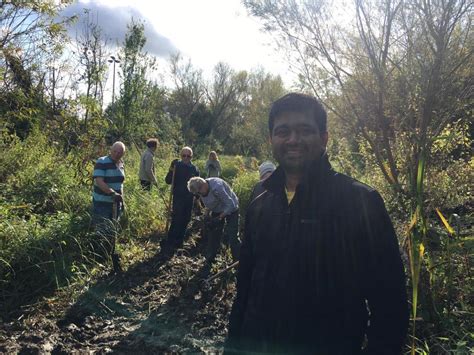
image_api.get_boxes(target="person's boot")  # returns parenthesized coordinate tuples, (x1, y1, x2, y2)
(111, 253, 122, 273)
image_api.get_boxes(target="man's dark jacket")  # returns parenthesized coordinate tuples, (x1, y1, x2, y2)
(225, 156, 408, 354)
(165, 161, 199, 201)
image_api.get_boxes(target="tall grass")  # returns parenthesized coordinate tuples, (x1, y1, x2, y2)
(0, 133, 169, 318)
(405, 153, 473, 354)
(0, 133, 264, 319)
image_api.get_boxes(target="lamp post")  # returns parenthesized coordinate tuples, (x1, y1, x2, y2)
(108, 55, 120, 104)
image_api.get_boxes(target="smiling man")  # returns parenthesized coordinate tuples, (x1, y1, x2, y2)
(225, 93, 408, 354)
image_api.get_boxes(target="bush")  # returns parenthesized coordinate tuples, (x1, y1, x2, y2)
(232, 170, 259, 222)
(0, 133, 174, 318)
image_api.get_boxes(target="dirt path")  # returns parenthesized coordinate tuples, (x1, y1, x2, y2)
(0, 228, 237, 353)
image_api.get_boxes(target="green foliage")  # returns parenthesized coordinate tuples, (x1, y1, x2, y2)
(0, 132, 171, 318)
(231, 170, 259, 222)
(0, 1, 471, 350)
(227, 70, 285, 157)
(108, 19, 159, 143)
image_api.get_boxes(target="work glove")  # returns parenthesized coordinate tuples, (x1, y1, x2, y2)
(169, 159, 179, 170)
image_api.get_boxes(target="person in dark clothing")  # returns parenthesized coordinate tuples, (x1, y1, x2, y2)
(164, 146, 200, 247)
(225, 93, 408, 354)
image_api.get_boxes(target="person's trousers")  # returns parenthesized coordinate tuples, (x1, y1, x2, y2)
(167, 196, 193, 246)
(92, 200, 122, 256)
(206, 210, 240, 262)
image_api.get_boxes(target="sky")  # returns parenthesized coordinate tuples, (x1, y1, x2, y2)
(60, 0, 295, 86)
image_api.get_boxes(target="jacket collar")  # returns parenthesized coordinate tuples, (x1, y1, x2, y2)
(263, 152, 333, 194)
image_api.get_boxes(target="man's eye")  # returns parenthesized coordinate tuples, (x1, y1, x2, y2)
(274, 129, 289, 136)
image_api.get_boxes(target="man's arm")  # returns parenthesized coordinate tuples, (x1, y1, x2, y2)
(165, 160, 178, 184)
(214, 185, 237, 217)
(94, 177, 122, 202)
(225, 207, 255, 353)
(363, 191, 408, 354)
(94, 177, 115, 195)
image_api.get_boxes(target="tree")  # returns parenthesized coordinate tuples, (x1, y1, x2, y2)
(167, 53, 206, 144)
(244, 0, 472, 206)
(74, 9, 109, 129)
(229, 68, 285, 156)
(108, 19, 157, 142)
(205, 62, 249, 143)
(0, 0, 73, 138)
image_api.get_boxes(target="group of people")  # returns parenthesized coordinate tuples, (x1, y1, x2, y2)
(91, 92, 408, 354)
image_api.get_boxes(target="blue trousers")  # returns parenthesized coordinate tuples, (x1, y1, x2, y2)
(92, 200, 122, 255)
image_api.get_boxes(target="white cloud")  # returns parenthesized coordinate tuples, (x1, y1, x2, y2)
(60, 0, 177, 57)
(59, 0, 295, 86)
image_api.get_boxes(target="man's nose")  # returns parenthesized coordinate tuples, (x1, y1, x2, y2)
(286, 130, 301, 143)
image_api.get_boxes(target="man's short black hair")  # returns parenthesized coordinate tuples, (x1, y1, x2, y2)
(146, 138, 159, 148)
(269, 93, 327, 135)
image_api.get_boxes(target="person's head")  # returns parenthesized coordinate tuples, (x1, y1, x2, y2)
(110, 141, 126, 162)
(180, 146, 193, 164)
(209, 151, 218, 161)
(268, 93, 328, 174)
(146, 138, 159, 151)
(258, 161, 276, 181)
(187, 177, 209, 196)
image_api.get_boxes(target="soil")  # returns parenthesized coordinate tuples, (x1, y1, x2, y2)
(0, 224, 237, 354)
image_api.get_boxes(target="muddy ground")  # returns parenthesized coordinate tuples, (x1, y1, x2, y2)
(0, 225, 237, 354)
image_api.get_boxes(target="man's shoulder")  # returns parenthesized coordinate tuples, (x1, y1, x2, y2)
(95, 156, 114, 168)
(331, 172, 376, 194)
(190, 163, 199, 173)
(177, 161, 199, 173)
(96, 155, 111, 163)
(248, 186, 271, 211)
(208, 177, 225, 184)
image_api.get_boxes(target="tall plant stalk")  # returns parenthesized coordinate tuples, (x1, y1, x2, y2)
(407, 153, 427, 355)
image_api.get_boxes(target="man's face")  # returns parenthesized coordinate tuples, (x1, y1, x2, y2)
(181, 149, 192, 164)
(197, 182, 209, 197)
(110, 145, 125, 162)
(270, 111, 328, 174)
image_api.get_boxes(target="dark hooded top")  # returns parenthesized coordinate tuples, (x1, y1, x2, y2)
(225, 155, 408, 355)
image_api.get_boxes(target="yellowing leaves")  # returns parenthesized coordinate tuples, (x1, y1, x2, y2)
(436, 208, 455, 235)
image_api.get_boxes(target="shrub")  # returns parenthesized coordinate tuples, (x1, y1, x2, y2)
(232, 170, 259, 222)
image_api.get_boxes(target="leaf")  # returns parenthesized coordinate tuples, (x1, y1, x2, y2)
(435, 208, 455, 235)
(408, 210, 418, 232)
(419, 243, 425, 257)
